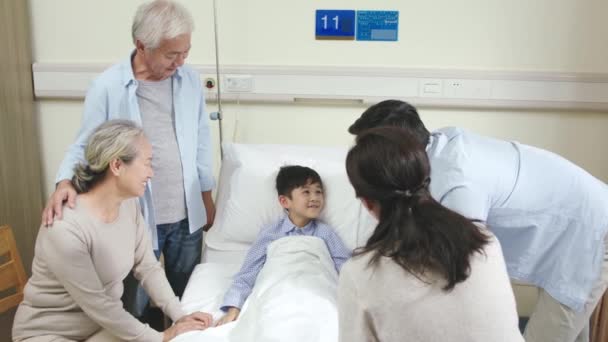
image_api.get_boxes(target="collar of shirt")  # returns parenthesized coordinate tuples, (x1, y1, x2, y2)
(426, 132, 436, 152)
(278, 214, 317, 235)
(121, 51, 183, 87)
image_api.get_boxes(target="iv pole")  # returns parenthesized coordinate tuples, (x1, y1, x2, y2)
(209, 0, 224, 159)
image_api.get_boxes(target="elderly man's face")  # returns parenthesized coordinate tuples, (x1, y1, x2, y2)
(141, 33, 191, 81)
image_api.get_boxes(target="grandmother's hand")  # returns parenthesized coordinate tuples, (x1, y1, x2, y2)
(176, 311, 213, 327)
(163, 312, 212, 341)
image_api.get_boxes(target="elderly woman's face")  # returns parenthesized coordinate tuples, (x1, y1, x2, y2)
(144, 33, 191, 81)
(118, 136, 154, 198)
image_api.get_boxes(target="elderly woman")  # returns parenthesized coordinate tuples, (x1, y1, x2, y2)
(339, 127, 523, 342)
(13, 120, 211, 342)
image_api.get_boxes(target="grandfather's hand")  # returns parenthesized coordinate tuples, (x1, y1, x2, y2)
(201, 191, 216, 232)
(42, 180, 77, 226)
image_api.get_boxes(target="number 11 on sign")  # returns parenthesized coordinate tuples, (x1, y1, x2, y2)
(315, 10, 355, 40)
(321, 15, 339, 30)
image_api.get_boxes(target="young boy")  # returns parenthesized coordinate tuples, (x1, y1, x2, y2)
(215, 165, 352, 326)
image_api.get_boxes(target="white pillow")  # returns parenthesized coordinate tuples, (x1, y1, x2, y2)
(205, 143, 376, 251)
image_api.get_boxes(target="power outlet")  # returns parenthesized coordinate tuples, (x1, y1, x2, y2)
(444, 79, 491, 99)
(419, 79, 443, 98)
(224, 75, 253, 92)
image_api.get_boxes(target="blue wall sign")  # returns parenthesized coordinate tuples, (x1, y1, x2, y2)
(356, 11, 399, 41)
(315, 10, 356, 40)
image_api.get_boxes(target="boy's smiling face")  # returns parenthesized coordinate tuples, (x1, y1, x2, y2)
(279, 180, 325, 227)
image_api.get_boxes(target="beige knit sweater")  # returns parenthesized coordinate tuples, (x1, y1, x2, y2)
(338, 234, 524, 342)
(12, 198, 185, 342)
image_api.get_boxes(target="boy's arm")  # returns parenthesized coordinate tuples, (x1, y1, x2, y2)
(215, 307, 240, 326)
(220, 229, 273, 311)
(322, 227, 352, 273)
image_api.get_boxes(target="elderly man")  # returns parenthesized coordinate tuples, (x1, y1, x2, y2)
(349, 99, 608, 342)
(42, 0, 215, 322)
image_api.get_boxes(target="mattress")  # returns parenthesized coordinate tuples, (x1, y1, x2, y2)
(181, 261, 241, 320)
(201, 242, 248, 265)
(181, 235, 247, 320)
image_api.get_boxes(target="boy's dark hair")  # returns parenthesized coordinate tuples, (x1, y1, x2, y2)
(276, 165, 323, 198)
(349, 100, 431, 146)
(346, 127, 489, 291)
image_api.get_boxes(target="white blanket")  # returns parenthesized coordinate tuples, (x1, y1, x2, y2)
(173, 236, 340, 342)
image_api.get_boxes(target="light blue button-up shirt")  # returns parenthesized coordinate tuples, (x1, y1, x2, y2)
(427, 127, 608, 311)
(55, 55, 215, 250)
(221, 214, 352, 311)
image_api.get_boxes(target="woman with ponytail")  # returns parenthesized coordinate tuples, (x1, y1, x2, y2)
(339, 127, 523, 342)
(13, 120, 212, 342)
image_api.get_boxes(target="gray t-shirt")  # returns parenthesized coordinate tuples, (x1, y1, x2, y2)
(137, 78, 187, 224)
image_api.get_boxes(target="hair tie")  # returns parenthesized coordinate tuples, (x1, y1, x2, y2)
(393, 189, 412, 198)
(394, 177, 431, 199)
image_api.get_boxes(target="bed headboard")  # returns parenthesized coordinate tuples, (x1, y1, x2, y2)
(204, 143, 376, 251)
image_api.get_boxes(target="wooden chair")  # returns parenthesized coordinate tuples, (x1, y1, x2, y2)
(0, 225, 28, 313)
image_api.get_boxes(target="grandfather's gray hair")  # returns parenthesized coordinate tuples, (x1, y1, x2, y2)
(132, 0, 194, 50)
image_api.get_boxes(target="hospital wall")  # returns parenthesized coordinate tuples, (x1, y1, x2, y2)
(31, 0, 608, 315)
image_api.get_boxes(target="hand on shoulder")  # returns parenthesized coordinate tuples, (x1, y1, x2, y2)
(42, 180, 77, 226)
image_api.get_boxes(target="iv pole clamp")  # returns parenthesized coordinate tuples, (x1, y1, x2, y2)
(209, 0, 224, 159)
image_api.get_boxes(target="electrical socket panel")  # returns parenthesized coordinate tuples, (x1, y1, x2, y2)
(224, 75, 254, 92)
(418, 79, 443, 98)
(444, 79, 492, 99)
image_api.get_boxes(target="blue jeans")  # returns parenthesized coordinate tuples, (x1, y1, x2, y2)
(122, 218, 202, 318)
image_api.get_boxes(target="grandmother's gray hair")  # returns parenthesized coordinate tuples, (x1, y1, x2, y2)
(72, 120, 145, 194)
(132, 0, 194, 50)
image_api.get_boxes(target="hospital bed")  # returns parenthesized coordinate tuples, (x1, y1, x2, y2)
(174, 143, 376, 342)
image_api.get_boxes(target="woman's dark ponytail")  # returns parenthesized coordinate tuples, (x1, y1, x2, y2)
(346, 127, 489, 291)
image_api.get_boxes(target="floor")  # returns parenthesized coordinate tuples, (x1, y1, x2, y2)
(0, 307, 16, 342)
